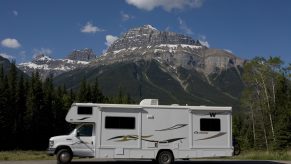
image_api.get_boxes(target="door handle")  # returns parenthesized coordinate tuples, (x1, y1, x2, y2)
(91, 141, 93, 145)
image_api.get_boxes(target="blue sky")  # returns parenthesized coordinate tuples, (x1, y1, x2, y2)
(0, 0, 290, 64)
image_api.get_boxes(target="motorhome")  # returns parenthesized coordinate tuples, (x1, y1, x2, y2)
(48, 99, 233, 164)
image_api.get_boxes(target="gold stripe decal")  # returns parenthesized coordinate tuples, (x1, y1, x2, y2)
(155, 124, 188, 131)
(107, 135, 185, 143)
(195, 132, 226, 141)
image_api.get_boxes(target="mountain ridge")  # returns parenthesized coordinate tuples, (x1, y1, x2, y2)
(18, 48, 96, 79)
(17, 24, 245, 106)
(96, 25, 244, 77)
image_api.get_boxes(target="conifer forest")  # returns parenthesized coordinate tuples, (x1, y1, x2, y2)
(0, 56, 290, 151)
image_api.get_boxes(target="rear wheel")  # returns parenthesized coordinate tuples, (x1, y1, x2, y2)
(157, 150, 174, 164)
(56, 149, 72, 164)
(234, 143, 241, 155)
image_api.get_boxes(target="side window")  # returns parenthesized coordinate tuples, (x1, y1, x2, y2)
(77, 124, 93, 137)
(78, 107, 92, 115)
(200, 118, 221, 131)
(105, 116, 135, 129)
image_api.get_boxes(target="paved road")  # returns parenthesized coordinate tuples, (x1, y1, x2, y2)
(0, 159, 290, 164)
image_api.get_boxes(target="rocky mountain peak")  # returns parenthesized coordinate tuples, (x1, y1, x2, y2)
(142, 24, 158, 31)
(33, 54, 53, 62)
(107, 24, 200, 52)
(18, 49, 93, 79)
(31, 54, 54, 65)
(131, 24, 159, 32)
(99, 25, 244, 77)
(66, 48, 96, 61)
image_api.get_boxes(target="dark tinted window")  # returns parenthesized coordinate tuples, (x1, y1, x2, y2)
(77, 124, 93, 137)
(105, 116, 135, 129)
(200, 118, 221, 131)
(78, 107, 92, 115)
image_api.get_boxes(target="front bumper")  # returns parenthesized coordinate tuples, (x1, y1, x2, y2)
(47, 148, 56, 156)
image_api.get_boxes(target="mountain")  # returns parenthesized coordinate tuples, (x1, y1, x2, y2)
(18, 48, 96, 79)
(53, 25, 245, 107)
(0, 56, 12, 73)
(0, 56, 28, 77)
(66, 48, 96, 61)
(95, 25, 243, 76)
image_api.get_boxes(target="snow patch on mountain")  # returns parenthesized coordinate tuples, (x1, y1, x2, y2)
(18, 49, 95, 79)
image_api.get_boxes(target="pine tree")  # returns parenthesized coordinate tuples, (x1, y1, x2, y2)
(86, 84, 92, 102)
(0, 64, 3, 81)
(37, 76, 55, 149)
(78, 78, 87, 102)
(53, 86, 72, 135)
(7, 62, 18, 148)
(0, 76, 10, 150)
(25, 71, 45, 149)
(92, 78, 104, 103)
(15, 74, 27, 149)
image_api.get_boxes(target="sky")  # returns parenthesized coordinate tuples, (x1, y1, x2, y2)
(0, 0, 290, 64)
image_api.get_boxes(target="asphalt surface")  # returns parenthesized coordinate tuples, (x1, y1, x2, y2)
(0, 159, 290, 164)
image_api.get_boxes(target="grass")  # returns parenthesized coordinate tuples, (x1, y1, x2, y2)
(0, 150, 291, 161)
(230, 150, 291, 160)
(0, 151, 54, 161)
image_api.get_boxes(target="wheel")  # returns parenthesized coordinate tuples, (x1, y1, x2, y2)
(157, 151, 174, 164)
(56, 149, 72, 164)
(234, 143, 241, 155)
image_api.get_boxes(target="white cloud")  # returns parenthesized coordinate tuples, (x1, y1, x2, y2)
(12, 10, 18, 16)
(125, 0, 204, 12)
(198, 34, 210, 48)
(199, 40, 210, 48)
(32, 48, 53, 57)
(121, 11, 134, 21)
(81, 22, 104, 33)
(102, 35, 119, 53)
(178, 17, 193, 35)
(1, 38, 21, 48)
(0, 53, 15, 60)
(105, 35, 119, 47)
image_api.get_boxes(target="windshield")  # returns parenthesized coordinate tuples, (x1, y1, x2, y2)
(77, 124, 93, 137)
(69, 124, 93, 136)
(68, 124, 81, 135)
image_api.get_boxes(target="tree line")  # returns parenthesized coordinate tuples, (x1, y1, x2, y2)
(0, 62, 133, 150)
(0, 56, 290, 151)
(234, 56, 291, 151)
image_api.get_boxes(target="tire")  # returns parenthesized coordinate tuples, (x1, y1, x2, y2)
(234, 143, 241, 155)
(56, 149, 72, 164)
(157, 151, 174, 164)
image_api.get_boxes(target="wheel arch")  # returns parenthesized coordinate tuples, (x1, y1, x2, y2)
(156, 149, 175, 159)
(55, 145, 73, 155)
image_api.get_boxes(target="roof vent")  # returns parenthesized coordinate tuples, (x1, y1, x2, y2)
(140, 99, 159, 106)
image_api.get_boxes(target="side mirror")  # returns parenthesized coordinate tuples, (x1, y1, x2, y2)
(76, 131, 80, 137)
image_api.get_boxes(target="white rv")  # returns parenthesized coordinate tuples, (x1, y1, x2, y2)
(48, 99, 233, 164)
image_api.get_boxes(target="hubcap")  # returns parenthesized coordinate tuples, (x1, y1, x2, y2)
(161, 154, 170, 162)
(60, 152, 70, 162)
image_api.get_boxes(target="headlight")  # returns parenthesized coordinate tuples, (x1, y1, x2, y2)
(49, 140, 54, 148)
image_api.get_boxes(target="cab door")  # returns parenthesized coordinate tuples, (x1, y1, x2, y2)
(73, 124, 95, 157)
